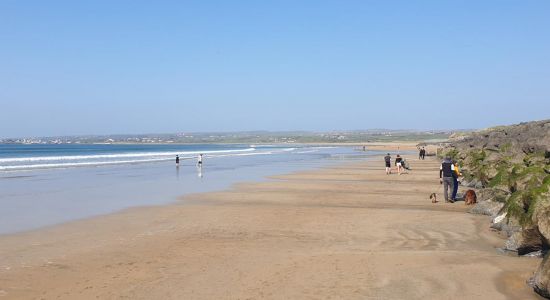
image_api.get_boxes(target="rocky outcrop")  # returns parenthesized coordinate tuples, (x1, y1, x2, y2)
(469, 200, 503, 217)
(536, 206, 550, 247)
(468, 187, 511, 217)
(437, 120, 550, 298)
(533, 255, 550, 299)
(491, 210, 522, 237)
(449, 120, 550, 155)
(531, 198, 550, 295)
(505, 227, 545, 255)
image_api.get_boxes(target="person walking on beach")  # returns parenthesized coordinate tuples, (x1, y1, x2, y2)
(395, 154, 403, 175)
(197, 154, 203, 166)
(418, 147, 426, 160)
(451, 160, 461, 201)
(439, 156, 455, 203)
(384, 153, 392, 175)
(175, 155, 180, 167)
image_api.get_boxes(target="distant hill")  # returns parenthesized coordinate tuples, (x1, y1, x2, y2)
(0, 130, 452, 145)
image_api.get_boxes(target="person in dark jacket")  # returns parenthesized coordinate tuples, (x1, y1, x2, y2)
(439, 156, 455, 203)
(384, 153, 391, 175)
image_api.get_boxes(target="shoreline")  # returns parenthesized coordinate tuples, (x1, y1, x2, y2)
(0, 151, 540, 299)
(0, 146, 371, 235)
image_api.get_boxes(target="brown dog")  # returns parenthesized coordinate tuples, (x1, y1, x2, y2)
(429, 193, 438, 203)
(464, 189, 477, 205)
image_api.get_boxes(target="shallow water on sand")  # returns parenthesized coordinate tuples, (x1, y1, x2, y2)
(0, 145, 381, 234)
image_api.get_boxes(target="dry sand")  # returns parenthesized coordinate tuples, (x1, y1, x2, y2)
(0, 153, 541, 299)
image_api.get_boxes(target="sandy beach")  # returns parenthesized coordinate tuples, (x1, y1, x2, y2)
(0, 152, 541, 299)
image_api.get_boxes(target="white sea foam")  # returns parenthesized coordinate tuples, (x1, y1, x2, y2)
(201, 148, 295, 159)
(0, 158, 171, 171)
(0, 147, 300, 171)
(295, 150, 319, 154)
(0, 148, 255, 163)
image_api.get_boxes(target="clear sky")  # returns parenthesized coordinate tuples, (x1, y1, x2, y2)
(1, 1, 549, 137)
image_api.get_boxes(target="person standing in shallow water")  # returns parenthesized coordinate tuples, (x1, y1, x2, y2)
(197, 154, 203, 166)
(175, 155, 180, 167)
(384, 153, 392, 175)
(439, 156, 455, 203)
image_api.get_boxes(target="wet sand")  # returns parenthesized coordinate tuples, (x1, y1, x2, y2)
(0, 154, 541, 299)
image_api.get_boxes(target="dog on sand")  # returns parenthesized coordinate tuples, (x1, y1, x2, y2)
(429, 193, 438, 203)
(464, 189, 477, 205)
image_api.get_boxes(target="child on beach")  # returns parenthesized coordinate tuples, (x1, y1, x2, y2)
(176, 155, 180, 167)
(451, 160, 461, 201)
(384, 153, 391, 175)
(197, 154, 203, 166)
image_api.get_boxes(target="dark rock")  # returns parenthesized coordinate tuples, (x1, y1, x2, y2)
(504, 227, 546, 256)
(451, 120, 550, 156)
(535, 203, 550, 247)
(504, 232, 520, 252)
(533, 253, 550, 299)
(469, 200, 504, 217)
(517, 227, 545, 256)
(477, 188, 510, 203)
(465, 180, 482, 189)
(491, 210, 521, 237)
(523, 250, 544, 258)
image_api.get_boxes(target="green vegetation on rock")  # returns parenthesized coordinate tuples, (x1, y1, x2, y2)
(448, 120, 550, 298)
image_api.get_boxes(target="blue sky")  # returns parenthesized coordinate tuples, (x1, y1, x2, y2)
(1, 1, 549, 137)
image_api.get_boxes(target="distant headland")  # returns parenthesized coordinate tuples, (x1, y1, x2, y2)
(0, 129, 454, 145)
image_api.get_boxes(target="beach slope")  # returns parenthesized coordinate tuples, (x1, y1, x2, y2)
(0, 156, 539, 299)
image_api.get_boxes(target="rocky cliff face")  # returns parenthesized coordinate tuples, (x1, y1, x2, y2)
(442, 120, 550, 298)
(450, 120, 550, 154)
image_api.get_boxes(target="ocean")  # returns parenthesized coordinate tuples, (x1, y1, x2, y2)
(0, 144, 377, 235)
(0, 144, 277, 171)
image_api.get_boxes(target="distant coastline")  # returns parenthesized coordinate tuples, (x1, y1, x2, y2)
(0, 130, 453, 145)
